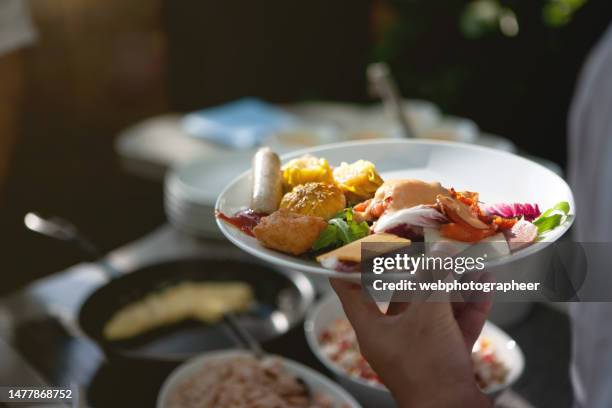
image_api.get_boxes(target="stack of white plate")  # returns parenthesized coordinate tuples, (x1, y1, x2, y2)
(164, 151, 253, 238)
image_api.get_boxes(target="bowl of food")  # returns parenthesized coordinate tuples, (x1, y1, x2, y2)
(304, 295, 525, 407)
(157, 350, 361, 408)
(216, 140, 574, 281)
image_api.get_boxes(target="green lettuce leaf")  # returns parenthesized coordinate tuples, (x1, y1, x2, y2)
(312, 208, 371, 251)
(312, 224, 339, 251)
(329, 218, 352, 245)
(533, 201, 570, 236)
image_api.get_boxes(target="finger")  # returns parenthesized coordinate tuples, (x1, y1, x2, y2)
(386, 286, 411, 315)
(458, 270, 494, 303)
(455, 300, 492, 350)
(402, 299, 453, 324)
(451, 270, 494, 348)
(386, 299, 410, 315)
(330, 278, 383, 330)
(452, 301, 466, 320)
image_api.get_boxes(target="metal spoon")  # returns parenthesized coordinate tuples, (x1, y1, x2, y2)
(24, 212, 120, 278)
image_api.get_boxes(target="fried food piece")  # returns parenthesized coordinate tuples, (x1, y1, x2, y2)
(253, 209, 328, 255)
(281, 155, 334, 191)
(332, 159, 384, 202)
(280, 182, 346, 220)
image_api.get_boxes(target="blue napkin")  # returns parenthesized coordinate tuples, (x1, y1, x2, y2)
(182, 98, 297, 149)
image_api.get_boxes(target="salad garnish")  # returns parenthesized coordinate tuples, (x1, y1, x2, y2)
(313, 208, 370, 251)
(533, 201, 570, 236)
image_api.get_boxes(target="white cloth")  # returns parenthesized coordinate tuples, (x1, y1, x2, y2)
(568, 23, 612, 408)
(0, 0, 36, 55)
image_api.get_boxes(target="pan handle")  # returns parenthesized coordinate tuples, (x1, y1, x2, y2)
(24, 212, 121, 279)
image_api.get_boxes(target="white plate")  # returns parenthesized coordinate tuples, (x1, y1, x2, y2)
(304, 295, 524, 407)
(216, 139, 575, 280)
(475, 133, 517, 153)
(166, 150, 254, 206)
(157, 350, 361, 408)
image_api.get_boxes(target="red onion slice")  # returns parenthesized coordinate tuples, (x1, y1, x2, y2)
(373, 205, 448, 234)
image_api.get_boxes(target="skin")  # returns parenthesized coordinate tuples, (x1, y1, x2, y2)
(330, 279, 493, 408)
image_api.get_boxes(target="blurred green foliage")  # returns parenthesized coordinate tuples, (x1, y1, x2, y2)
(543, 0, 588, 26)
(371, 0, 588, 122)
(370, 0, 597, 164)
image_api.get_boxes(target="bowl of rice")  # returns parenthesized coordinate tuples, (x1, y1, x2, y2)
(157, 349, 361, 408)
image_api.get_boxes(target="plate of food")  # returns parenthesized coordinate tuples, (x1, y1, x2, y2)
(215, 140, 574, 280)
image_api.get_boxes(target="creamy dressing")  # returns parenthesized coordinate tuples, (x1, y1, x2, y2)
(368, 179, 449, 216)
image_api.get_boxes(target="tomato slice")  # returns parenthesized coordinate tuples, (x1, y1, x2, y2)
(353, 200, 370, 212)
(369, 200, 388, 218)
(492, 216, 517, 230)
(439, 223, 496, 242)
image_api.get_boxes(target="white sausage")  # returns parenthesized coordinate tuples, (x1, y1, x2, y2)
(251, 147, 282, 214)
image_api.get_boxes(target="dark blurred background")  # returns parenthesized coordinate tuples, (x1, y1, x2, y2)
(1, 0, 610, 294)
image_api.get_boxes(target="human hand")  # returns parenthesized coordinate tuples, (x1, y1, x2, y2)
(330, 279, 492, 408)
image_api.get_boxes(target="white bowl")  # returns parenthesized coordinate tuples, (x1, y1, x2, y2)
(305, 295, 525, 407)
(157, 349, 362, 408)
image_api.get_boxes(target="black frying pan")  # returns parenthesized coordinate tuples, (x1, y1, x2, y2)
(25, 213, 315, 364)
(78, 257, 314, 362)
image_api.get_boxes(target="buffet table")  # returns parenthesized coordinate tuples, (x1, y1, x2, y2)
(0, 225, 572, 408)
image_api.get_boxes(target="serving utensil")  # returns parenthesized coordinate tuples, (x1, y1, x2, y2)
(223, 312, 311, 397)
(367, 62, 416, 139)
(223, 312, 265, 359)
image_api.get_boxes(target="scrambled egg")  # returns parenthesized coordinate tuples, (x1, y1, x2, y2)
(103, 281, 253, 341)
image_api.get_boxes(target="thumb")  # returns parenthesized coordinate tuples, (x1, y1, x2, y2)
(330, 278, 383, 331)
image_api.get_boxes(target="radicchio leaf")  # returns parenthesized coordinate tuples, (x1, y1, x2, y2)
(481, 202, 541, 221)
